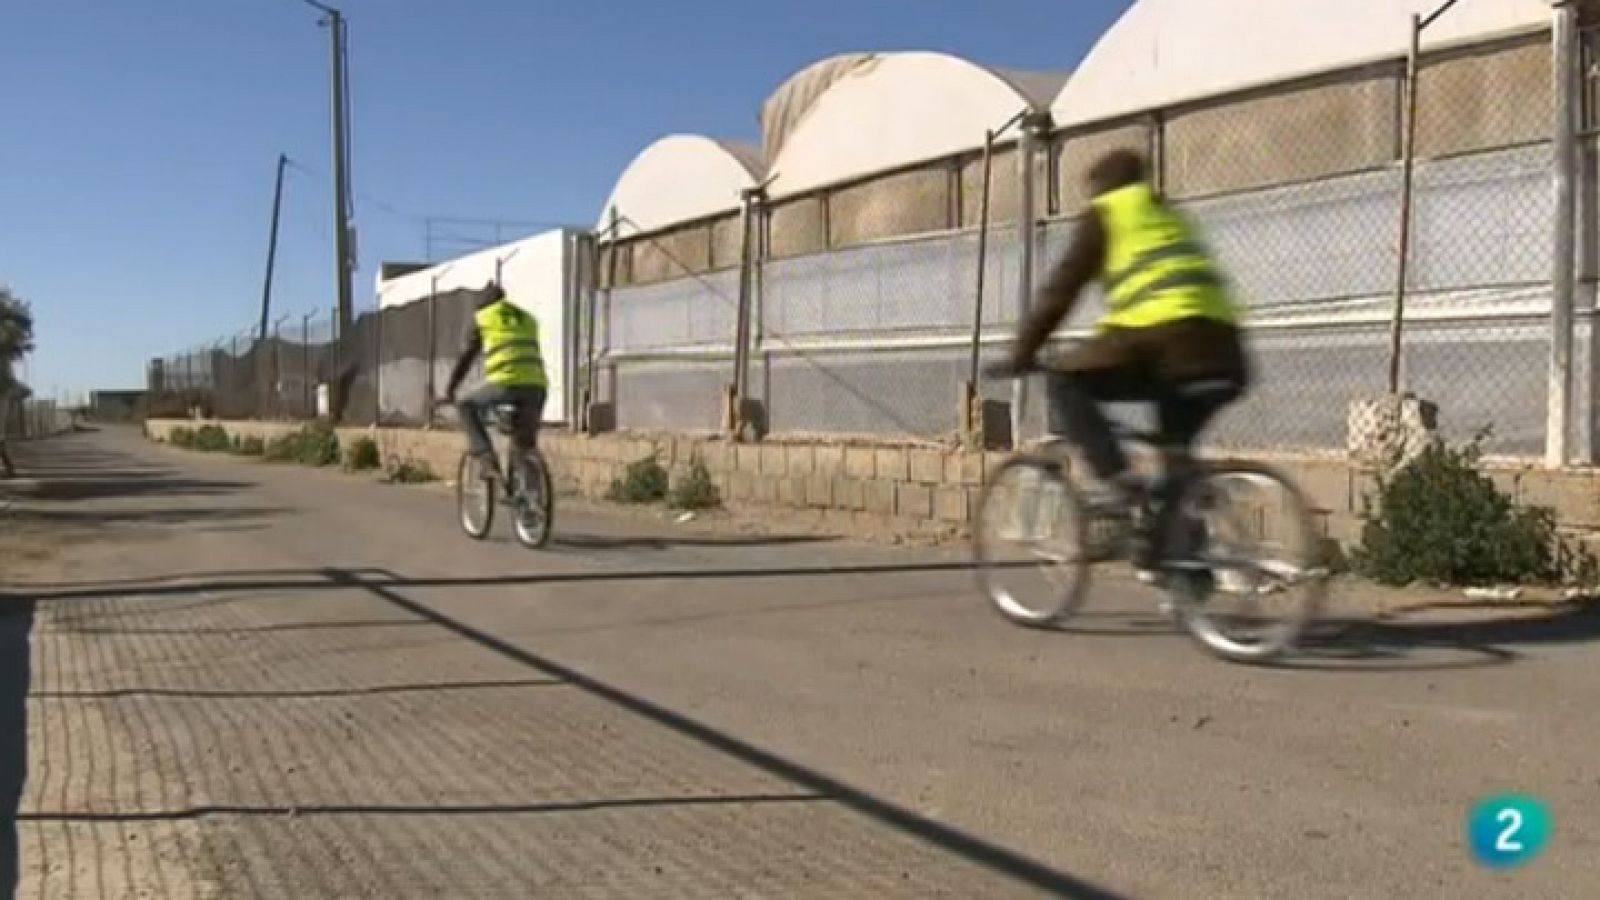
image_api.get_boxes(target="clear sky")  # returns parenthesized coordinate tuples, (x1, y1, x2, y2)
(1, 0, 1131, 396)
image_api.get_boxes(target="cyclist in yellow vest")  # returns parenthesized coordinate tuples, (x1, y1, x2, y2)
(445, 282, 549, 461)
(992, 149, 1249, 525)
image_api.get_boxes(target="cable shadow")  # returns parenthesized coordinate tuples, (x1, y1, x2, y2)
(55, 620, 427, 636)
(19, 792, 824, 823)
(10, 560, 999, 604)
(29, 677, 564, 701)
(4, 569, 341, 592)
(11, 506, 289, 527)
(323, 567, 1129, 899)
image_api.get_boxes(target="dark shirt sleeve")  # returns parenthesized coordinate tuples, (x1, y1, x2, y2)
(1011, 211, 1106, 363)
(460, 327, 482, 357)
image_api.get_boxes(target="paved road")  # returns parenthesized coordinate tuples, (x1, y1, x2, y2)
(2, 429, 1599, 898)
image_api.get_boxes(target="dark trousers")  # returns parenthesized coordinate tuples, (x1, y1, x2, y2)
(460, 383, 547, 457)
(1046, 369, 1238, 482)
(1045, 319, 1248, 483)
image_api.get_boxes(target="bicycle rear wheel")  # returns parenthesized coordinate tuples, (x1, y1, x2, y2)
(456, 452, 496, 540)
(1167, 462, 1327, 663)
(509, 449, 554, 549)
(973, 455, 1093, 627)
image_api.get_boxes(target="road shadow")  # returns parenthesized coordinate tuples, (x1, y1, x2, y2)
(19, 474, 253, 502)
(17, 564, 1128, 898)
(320, 567, 1129, 899)
(11, 506, 287, 528)
(0, 600, 34, 898)
(3, 434, 270, 532)
(551, 532, 834, 552)
(7, 560, 991, 604)
(1281, 603, 1600, 671)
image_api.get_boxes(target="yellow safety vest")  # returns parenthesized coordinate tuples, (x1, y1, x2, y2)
(474, 299, 548, 388)
(1092, 182, 1240, 330)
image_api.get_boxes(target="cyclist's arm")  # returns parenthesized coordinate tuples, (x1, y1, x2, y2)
(1010, 212, 1105, 365)
(445, 330, 482, 399)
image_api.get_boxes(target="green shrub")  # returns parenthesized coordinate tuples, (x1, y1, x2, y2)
(608, 453, 669, 504)
(668, 456, 721, 511)
(193, 424, 231, 452)
(263, 432, 300, 462)
(235, 435, 265, 457)
(344, 436, 381, 472)
(383, 456, 436, 484)
(296, 422, 340, 467)
(1353, 435, 1556, 586)
(168, 427, 197, 449)
(260, 424, 339, 466)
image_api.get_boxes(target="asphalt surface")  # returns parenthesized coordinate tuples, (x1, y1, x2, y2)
(2, 428, 1599, 898)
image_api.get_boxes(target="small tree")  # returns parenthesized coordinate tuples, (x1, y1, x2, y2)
(0, 288, 33, 363)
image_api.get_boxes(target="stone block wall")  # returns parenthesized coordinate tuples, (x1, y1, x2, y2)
(143, 420, 1600, 554)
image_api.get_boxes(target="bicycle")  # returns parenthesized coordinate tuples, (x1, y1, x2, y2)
(973, 369, 1328, 663)
(450, 401, 555, 549)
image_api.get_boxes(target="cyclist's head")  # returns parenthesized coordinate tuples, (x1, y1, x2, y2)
(483, 281, 506, 303)
(1086, 150, 1147, 197)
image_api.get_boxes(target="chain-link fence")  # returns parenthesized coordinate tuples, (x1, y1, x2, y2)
(149, 293, 486, 428)
(3, 398, 68, 441)
(154, 24, 1593, 465)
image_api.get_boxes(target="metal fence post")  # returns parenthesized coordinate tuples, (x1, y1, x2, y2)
(1549, 0, 1579, 468)
(372, 307, 382, 425)
(1387, 14, 1423, 395)
(330, 305, 339, 422)
(303, 313, 313, 419)
(1012, 112, 1050, 448)
(426, 285, 438, 428)
(271, 321, 281, 419)
(966, 128, 997, 438)
(731, 188, 758, 437)
(586, 208, 619, 428)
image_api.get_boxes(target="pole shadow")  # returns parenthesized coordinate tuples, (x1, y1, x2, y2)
(0, 600, 34, 898)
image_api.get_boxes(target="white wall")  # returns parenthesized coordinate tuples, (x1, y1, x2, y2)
(375, 228, 577, 423)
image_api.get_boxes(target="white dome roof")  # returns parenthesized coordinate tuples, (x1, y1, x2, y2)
(597, 135, 763, 234)
(1053, 0, 1551, 127)
(768, 52, 1067, 198)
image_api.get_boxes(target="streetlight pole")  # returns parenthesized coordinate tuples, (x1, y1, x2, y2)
(1387, 0, 1462, 394)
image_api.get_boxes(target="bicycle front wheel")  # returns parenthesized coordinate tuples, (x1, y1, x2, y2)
(973, 455, 1093, 627)
(509, 449, 554, 549)
(1167, 462, 1328, 663)
(456, 452, 496, 540)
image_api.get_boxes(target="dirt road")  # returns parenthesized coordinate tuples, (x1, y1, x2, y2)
(2, 428, 1597, 898)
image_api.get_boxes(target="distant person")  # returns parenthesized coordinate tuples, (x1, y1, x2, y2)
(443, 282, 549, 463)
(989, 149, 1249, 570)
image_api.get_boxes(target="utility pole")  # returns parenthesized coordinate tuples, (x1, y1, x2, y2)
(258, 153, 288, 344)
(303, 1, 353, 345)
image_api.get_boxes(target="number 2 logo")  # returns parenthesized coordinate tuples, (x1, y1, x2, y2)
(1495, 808, 1523, 853)
(1469, 795, 1550, 869)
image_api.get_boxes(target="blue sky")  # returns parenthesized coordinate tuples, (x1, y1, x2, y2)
(1, 0, 1130, 395)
